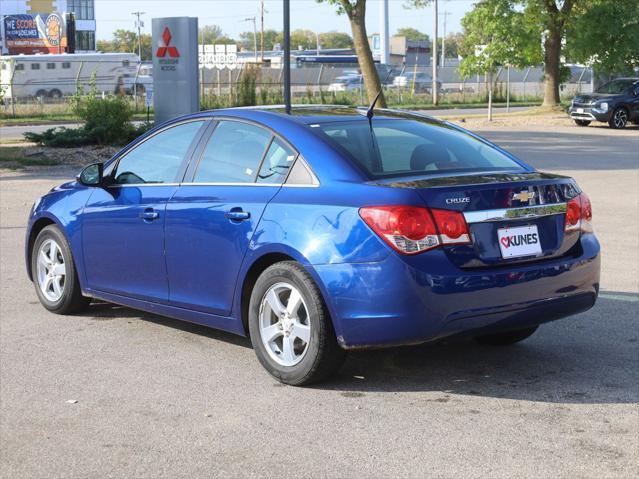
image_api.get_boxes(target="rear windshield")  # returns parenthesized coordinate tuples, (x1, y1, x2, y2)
(313, 118, 524, 179)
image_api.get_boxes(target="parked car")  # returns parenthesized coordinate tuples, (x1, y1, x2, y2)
(391, 72, 442, 93)
(327, 75, 362, 92)
(26, 106, 600, 385)
(569, 77, 639, 129)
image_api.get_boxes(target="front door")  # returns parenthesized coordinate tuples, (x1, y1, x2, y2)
(82, 120, 207, 302)
(165, 119, 297, 316)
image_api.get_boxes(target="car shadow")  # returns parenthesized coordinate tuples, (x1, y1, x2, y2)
(322, 293, 638, 404)
(81, 301, 252, 349)
(82, 293, 637, 404)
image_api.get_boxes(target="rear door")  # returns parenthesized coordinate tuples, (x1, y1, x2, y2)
(165, 119, 297, 316)
(82, 120, 207, 302)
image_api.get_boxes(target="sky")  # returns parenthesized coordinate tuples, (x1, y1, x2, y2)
(95, 0, 477, 41)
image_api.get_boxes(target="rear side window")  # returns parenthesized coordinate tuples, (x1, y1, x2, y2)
(257, 138, 296, 184)
(194, 120, 272, 183)
(114, 121, 204, 184)
(315, 119, 524, 179)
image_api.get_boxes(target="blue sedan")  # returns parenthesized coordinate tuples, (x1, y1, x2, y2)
(26, 106, 600, 385)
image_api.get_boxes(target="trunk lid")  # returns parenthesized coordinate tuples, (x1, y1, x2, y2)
(374, 171, 581, 268)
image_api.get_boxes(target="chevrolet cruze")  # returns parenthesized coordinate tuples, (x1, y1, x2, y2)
(26, 106, 600, 385)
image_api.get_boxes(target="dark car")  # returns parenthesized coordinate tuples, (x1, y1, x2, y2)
(569, 78, 639, 129)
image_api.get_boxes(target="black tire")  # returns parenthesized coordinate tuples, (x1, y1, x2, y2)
(48, 89, 62, 99)
(474, 326, 538, 346)
(248, 261, 346, 386)
(608, 106, 629, 129)
(31, 225, 90, 315)
(35, 89, 48, 99)
(574, 119, 591, 127)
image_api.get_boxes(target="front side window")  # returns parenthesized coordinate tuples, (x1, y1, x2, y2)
(114, 121, 204, 184)
(314, 119, 524, 179)
(15, 64, 25, 71)
(257, 138, 296, 184)
(194, 121, 272, 183)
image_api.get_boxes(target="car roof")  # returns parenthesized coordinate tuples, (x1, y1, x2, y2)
(191, 105, 442, 126)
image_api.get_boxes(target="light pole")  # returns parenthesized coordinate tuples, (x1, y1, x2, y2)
(283, 0, 291, 114)
(432, 0, 438, 105)
(242, 17, 258, 63)
(131, 11, 145, 61)
(440, 10, 450, 67)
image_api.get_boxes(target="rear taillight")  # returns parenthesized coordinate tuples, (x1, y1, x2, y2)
(359, 205, 471, 255)
(565, 192, 593, 233)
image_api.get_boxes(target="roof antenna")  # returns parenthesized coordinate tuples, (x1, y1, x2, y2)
(366, 89, 383, 121)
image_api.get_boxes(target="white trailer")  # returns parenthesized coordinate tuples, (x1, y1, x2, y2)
(0, 52, 139, 99)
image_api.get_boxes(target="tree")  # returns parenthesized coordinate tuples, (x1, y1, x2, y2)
(523, 0, 578, 106)
(317, 1, 385, 107)
(438, 32, 464, 60)
(565, 0, 639, 77)
(199, 25, 235, 45)
(458, 0, 540, 77)
(97, 29, 152, 60)
(319, 31, 353, 49)
(395, 27, 430, 43)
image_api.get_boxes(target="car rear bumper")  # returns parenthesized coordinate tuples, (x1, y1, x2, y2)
(313, 233, 600, 349)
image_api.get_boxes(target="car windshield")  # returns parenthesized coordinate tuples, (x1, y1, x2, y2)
(595, 79, 635, 94)
(313, 119, 525, 179)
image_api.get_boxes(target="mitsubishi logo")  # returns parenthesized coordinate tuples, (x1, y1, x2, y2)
(512, 191, 536, 203)
(156, 27, 180, 58)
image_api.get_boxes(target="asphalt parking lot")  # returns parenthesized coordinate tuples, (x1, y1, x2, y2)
(1, 124, 637, 478)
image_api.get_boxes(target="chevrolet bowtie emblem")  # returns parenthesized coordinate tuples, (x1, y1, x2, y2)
(513, 191, 535, 202)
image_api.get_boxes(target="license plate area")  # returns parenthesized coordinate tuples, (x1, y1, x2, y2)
(576, 108, 584, 113)
(497, 225, 542, 259)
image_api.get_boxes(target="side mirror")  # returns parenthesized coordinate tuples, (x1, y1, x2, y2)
(78, 162, 104, 187)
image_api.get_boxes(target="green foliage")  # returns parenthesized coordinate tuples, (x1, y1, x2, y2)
(199, 25, 235, 45)
(237, 67, 258, 106)
(96, 29, 152, 60)
(565, 0, 639, 75)
(458, 0, 541, 78)
(25, 79, 150, 146)
(319, 31, 353, 49)
(395, 27, 430, 43)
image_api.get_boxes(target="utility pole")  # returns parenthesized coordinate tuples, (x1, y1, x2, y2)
(283, 0, 291, 114)
(131, 11, 145, 61)
(432, 0, 438, 105)
(243, 16, 258, 63)
(260, 1, 265, 62)
(379, 0, 390, 64)
(440, 10, 451, 67)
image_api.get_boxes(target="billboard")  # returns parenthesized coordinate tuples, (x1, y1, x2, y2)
(3, 13, 73, 54)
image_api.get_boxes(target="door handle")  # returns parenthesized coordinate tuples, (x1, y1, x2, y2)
(142, 209, 160, 221)
(225, 210, 251, 221)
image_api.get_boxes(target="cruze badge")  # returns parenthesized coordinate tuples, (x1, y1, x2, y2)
(446, 197, 470, 205)
(513, 191, 535, 202)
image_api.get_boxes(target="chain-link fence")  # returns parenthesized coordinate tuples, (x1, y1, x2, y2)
(1, 56, 594, 118)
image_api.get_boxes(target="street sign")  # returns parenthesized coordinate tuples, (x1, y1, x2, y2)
(145, 87, 153, 108)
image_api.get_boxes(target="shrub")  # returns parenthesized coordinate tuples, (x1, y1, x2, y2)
(24, 77, 146, 147)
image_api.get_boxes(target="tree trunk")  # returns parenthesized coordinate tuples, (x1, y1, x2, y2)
(347, 1, 386, 108)
(542, 28, 562, 106)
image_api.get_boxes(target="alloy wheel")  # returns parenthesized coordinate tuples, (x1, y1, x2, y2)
(36, 239, 66, 302)
(259, 282, 311, 367)
(613, 109, 628, 128)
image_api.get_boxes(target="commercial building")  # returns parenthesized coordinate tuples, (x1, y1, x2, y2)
(1, 0, 96, 54)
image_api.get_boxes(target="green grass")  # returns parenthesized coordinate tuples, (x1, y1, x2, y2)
(0, 146, 60, 169)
